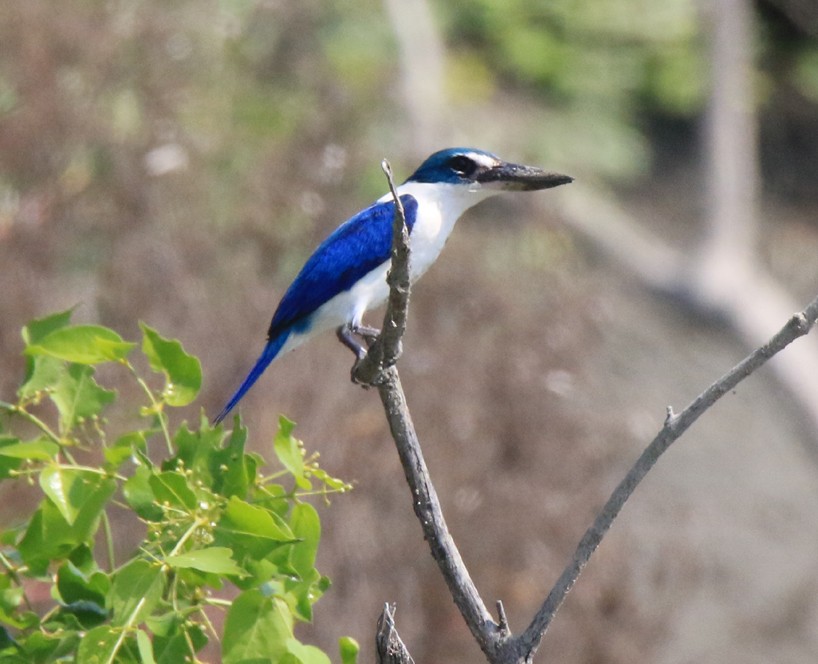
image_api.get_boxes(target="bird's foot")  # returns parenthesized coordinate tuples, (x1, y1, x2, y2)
(352, 324, 381, 347)
(350, 359, 371, 388)
(338, 323, 391, 386)
(336, 324, 368, 361)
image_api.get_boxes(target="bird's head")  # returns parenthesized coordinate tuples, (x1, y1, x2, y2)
(405, 147, 573, 192)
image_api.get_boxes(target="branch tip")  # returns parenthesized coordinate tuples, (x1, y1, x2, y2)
(791, 311, 811, 335)
(496, 600, 510, 636)
(518, 294, 818, 655)
(376, 603, 415, 664)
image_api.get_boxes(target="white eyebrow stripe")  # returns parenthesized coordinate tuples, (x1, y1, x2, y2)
(465, 152, 500, 169)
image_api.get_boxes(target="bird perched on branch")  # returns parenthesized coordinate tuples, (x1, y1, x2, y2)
(214, 147, 572, 423)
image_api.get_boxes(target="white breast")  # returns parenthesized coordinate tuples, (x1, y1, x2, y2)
(380, 181, 496, 282)
(283, 181, 497, 354)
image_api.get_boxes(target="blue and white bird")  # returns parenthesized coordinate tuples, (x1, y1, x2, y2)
(214, 147, 572, 423)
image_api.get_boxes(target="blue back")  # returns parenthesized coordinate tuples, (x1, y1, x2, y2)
(268, 195, 418, 338)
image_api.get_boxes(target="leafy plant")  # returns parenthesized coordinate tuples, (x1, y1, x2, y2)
(0, 310, 357, 663)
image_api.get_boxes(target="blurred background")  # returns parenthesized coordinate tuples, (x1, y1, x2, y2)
(2, 0, 818, 662)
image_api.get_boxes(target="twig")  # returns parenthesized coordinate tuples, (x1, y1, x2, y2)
(357, 160, 503, 658)
(509, 295, 818, 661)
(379, 160, 411, 369)
(375, 366, 500, 655)
(351, 160, 411, 384)
(376, 603, 415, 664)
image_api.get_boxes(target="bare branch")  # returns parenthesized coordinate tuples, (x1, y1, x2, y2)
(357, 160, 503, 659)
(376, 604, 415, 664)
(375, 366, 501, 656)
(352, 160, 411, 384)
(511, 295, 818, 661)
(380, 160, 411, 369)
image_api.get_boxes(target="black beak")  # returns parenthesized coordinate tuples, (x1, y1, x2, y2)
(476, 161, 573, 191)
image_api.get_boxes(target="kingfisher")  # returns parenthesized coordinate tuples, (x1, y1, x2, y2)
(214, 147, 572, 424)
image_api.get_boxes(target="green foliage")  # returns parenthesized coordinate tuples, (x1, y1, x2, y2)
(437, 0, 705, 180)
(0, 311, 357, 663)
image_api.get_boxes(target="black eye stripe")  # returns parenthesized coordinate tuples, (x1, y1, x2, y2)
(447, 155, 475, 175)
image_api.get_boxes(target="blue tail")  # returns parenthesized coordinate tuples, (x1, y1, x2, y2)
(213, 331, 290, 425)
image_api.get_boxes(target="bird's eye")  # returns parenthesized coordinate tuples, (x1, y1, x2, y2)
(447, 155, 475, 176)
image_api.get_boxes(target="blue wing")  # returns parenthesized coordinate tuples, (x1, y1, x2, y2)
(214, 194, 417, 425)
(267, 194, 418, 338)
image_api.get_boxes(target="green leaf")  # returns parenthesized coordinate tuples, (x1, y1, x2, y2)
(103, 431, 148, 471)
(56, 561, 109, 607)
(274, 416, 310, 490)
(76, 625, 120, 664)
(0, 436, 23, 479)
(0, 596, 37, 630)
(285, 568, 323, 623)
(212, 422, 250, 499)
(18, 355, 63, 400)
(0, 438, 59, 461)
(25, 325, 135, 364)
(289, 503, 320, 578)
(19, 310, 75, 402)
(0, 585, 22, 613)
(140, 323, 202, 407)
(152, 619, 207, 663)
(339, 636, 360, 664)
(165, 547, 245, 576)
(56, 600, 108, 630)
(149, 471, 197, 512)
(216, 497, 296, 560)
(287, 638, 331, 664)
(122, 465, 163, 521)
(145, 611, 176, 638)
(40, 468, 111, 526)
(16, 506, 66, 575)
(49, 364, 115, 434)
(136, 629, 156, 664)
(222, 590, 292, 664)
(18, 480, 116, 575)
(174, 419, 222, 484)
(22, 309, 74, 346)
(68, 544, 99, 574)
(18, 628, 80, 662)
(109, 560, 165, 627)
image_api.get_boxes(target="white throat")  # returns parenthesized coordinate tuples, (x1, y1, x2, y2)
(382, 181, 497, 282)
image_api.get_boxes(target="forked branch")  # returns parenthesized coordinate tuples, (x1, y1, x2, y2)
(361, 158, 818, 663)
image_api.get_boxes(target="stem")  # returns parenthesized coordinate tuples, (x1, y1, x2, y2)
(198, 605, 221, 642)
(1, 401, 62, 446)
(105, 595, 149, 664)
(204, 597, 232, 608)
(0, 551, 33, 612)
(101, 511, 116, 571)
(377, 368, 499, 654)
(168, 517, 206, 557)
(358, 160, 501, 659)
(10, 464, 125, 481)
(126, 362, 174, 455)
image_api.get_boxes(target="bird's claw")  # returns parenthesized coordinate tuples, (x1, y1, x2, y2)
(350, 359, 371, 387)
(353, 324, 381, 346)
